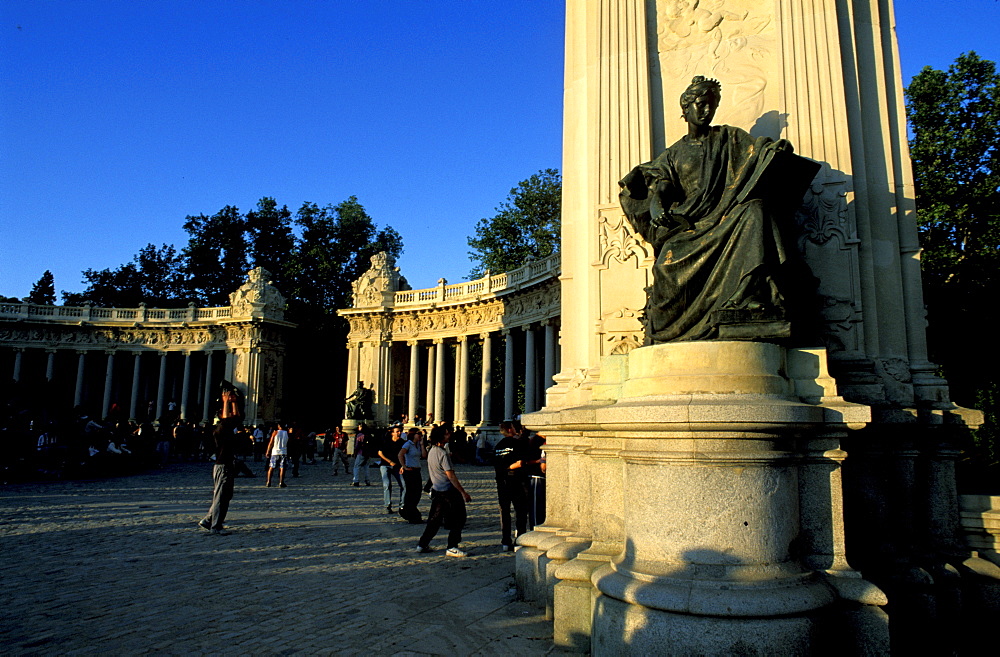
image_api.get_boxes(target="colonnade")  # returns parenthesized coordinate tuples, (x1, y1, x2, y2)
(345, 319, 560, 427)
(5, 345, 233, 423)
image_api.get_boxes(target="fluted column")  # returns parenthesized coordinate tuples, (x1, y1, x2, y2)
(45, 349, 56, 382)
(202, 351, 215, 423)
(524, 325, 537, 414)
(544, 321, 557, 400)
(180, 351, 192, 420)
(457, 335, 469, 426)
(481, 331, 493, 425)
(344, 342, 358, 410)
(503, 329, 515, 421)
(434, 338, 446, 423)
(73, 351, 86, 408)
(102, 351, 115, 419)
(408, 341, 420, 422)
(425, 342, 436, 423)
(155, 352, 167, 421)
(129, 352, 142, 421)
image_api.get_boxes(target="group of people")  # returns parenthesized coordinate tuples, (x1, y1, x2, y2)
(201, 411, 546, 558)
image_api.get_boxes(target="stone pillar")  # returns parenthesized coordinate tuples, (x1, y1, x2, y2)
(480, 331, 493, 425)
(543, 322, 556, 401)
(155, 352, 167, 421)
(202, 351, 214, 423)
(503, 330, 515, 421)
(344, 342, 357, 414)
(425, 342, 436, 423)
(45, 349, 56, 382)
(129, 352, 142, 421)
(226, 348, 236, 384)
(12, 348, 23, 383)
(180, 351, 192, 420)
(408, 341, 420, 422)
(457, 336, 469, 426)
(434, 338, 446, 423)
(73, 351, 86, 408)
(524, 325, 537, 414)
(102, 351, 114, 419)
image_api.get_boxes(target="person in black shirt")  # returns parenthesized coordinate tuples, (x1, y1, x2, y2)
(199, 388, 242, 535)
(378, 426, 405, 514)
(494, 420, 531, 552)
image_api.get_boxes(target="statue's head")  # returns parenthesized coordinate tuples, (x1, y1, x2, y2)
(679, 76, 721, 125)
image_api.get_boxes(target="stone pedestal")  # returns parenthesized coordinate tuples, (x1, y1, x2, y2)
(524, 341, 877, 655)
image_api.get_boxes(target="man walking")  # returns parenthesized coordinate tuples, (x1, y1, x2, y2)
(351, 423, 373, 487)
(265, 422, 290, 488)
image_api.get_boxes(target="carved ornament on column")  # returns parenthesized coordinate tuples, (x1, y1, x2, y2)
(598, 210, 653, 267)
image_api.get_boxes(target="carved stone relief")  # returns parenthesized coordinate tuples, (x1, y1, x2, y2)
(655, 0, 776, 133)
(229, 267, 286, 320)
(351, 252, 403, 308)
(346, 280, 559, 343)
(599, 211, 653, 267)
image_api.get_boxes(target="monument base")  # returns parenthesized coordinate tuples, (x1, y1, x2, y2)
(523, 341, 876, 655)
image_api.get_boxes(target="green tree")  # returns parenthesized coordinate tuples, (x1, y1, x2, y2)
(906, 51, 1000, 488)
(281, 196, 403, 421)
(245, 197, 295, 290)
(182, 205, 249, 305)
(287, 196, 403, 318)
(61, 244, 187, 307)
(25, 270, 56, 305)
(467, 169, 561, 278)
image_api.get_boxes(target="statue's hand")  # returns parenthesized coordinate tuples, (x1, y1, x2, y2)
(774, 139, 793, 153)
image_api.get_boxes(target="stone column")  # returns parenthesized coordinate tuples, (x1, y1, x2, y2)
(524, 325, 537, 414)
(102, 351, 115, 419)
(480, 331, 493, 425)
(45, 349, 56, 382)
(434, 338, 446, 423)
(74, 351, 86, 408)
(129, 352, 142, 421)
(155, 352, 167, 421)
(457, 336, 469, 426)
(12, 348, 23, 383)
(425, 342, 436, 423)
(544, 322, 556, 400)
(503, 330, 515, 421)
(344, 342, 356, 408)
(407, 341, 420, 422)
(180, 351, 192, 420)
(202, 351, 215, 423)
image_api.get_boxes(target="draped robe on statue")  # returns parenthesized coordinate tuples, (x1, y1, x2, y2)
(619, 125, 818, 343)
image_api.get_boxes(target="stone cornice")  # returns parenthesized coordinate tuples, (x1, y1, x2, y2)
(345, 278, 560, 342)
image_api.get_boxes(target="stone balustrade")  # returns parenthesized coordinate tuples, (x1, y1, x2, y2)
(390, 254, 559, 309)
(1, 302, 239, 325)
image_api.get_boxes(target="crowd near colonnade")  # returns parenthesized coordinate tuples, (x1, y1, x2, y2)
(340, 253, 561, 429)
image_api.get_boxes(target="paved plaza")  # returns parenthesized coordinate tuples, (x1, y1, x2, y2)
(0, 459, 557, 655)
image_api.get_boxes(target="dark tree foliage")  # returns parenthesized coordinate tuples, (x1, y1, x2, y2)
(906, 52, 1000, 489)
(286, 196, 403, 320)
(56, 195, 403, 426)
(182, 205, 249, 305)
(245, 197, 295, 290)
(25, 270, 56, 305)
(467, 169, 561, 279)
(279, 196, 403, 422)
(61, 244, 187, 307)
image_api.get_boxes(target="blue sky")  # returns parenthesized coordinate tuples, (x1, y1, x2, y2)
(1, 0, 998, 300)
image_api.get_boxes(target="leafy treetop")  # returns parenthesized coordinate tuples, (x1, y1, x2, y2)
(467, 169, 561, 279)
